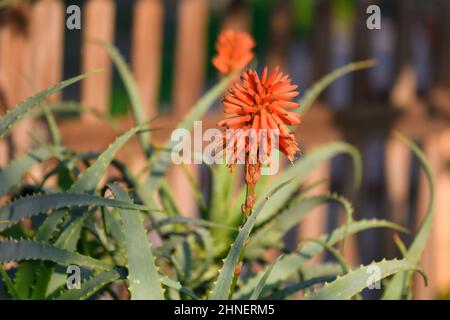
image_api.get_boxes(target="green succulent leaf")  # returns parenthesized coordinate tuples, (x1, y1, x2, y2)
(298, 59, 376, 116)
(69, 126, 140, 194)
(382, 133, 435, 299)
(0, 192, 151, 232)
(0, 72, 96, 139)
(13, 262, 36, 299)
(234, 219, 407, 299)
(0, 146, 65, 196)
(305, 259, 426, 300)
(29, 262, 54, 299)
(160, 276, 200, 300)
(209, 164, 236, 222)
(209, 180, 293, 300)
(255, 142, 362, 226)
(300, 239, 350, 275)
(273, 277, 338, 300)
(246, 192, 353, 258)
(34, 211, 68, 242)
(152, 216, 236, 231)
(49, 124, 144, 264)
(0, 266, 20, 299)
(109, 184, 165, 300)
(0, 239, 111, 270)
(300, 262, 345, 280)
(56, 268, 126, 300)
(102, 207, 126, 254)
(249, 255, 283, 300)
(13, 211, 67, 299)
(99, 41, 150, 153)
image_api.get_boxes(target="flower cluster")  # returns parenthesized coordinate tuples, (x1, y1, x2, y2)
(212, 30, 255, 75)
(213, 29, 302, 215)
(217, 66, 301, 167)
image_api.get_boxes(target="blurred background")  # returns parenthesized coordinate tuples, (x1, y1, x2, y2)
(0, 0, 449, 299)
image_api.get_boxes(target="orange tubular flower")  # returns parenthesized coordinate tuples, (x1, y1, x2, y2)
(217, 66, 302, 216)
(218, 66, 301, 164)
(212, 30, 255, 74)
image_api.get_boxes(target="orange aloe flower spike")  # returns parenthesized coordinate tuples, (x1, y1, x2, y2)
(218, 66, 302, 172)
(212, 29, 255, 75)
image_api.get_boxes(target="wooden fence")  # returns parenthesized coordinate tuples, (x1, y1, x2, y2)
(0, 0, 449, 299)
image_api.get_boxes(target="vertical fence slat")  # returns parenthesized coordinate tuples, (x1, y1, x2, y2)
(81, 0, 116, 122)
(131, 0, 164, 120)
(435, 1, 450, 86)
(173, 0, 208, 115)
(0, 3, 34, 157)
(391, 0, 415, 108)
(433, 130, 450, 294)
(223, 0, 250, 32)
(169, 0, 209, 216)
(312, 0, 331, 82)
(352, 0, 374, 104)
(385, 135, 411, 227)
(0, 140, 7, 167)
(266, 1, 291, 70)
(30, 0, 64, 101)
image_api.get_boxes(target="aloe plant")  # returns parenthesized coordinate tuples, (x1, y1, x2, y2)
(0, 43, 434, 300)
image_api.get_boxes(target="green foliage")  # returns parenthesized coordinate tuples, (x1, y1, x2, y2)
(0, 266, 20, 299)
(246, 192, 353, 258)
(0, 146, 65, 196)
(68, 125, 141, 194)
(99, 41, 150, 154)
(382, 133, 436, 299)
(109, 184, 165, 300)
(298, 59, 376, 116)
(234, 219, 408, 299)
(0, 72, 95, 139)
(0, 46, 434, 300)
(255, 142, 361, 226)
(249, 255, 283, 300)
(55, 268, 125, 300)
(0, 240, 111, 270)
(209, 180, 293, 300)
(305, 259, 426, 300)
(0, 192, 151, 232)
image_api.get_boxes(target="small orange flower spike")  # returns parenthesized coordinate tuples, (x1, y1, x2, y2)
(212, 29, 255, 74)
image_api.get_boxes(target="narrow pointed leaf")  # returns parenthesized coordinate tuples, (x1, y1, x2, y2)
(99, 41, 149, 152)
(109, 184, 165, 300)
(0, 240, 111, 270)
(209, 180, 292, 300)
(382, 133, 435, 299)
(0, 266, 20, 299)
(56, 268, 125, 300)
(298, 60, 376, 116)
(0, 192, 151, 231)
(0, 146, 65, 196)
(0, 72, 95, 138)
(305, 259, 425, 300)
(249, 256, 282, 300)
(234, 219, 407, 299)
(50, 125, 143, 260)
(247, 193, 353, 258)
(69, 126, 140, 193)
(255, 142, 361, 226)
